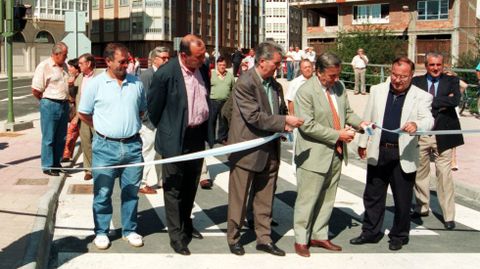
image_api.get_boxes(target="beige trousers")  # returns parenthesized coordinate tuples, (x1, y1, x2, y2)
(354, 68, 366, 94)
(414, 135, 455, 221)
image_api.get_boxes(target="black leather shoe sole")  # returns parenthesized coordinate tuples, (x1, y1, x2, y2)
(444, 221, 456, 230)
(191, 229, 204, 239)
(388, 238, 409, 251)
(229, 243, 245, 256)
(43, 169, 60, 177)
(410, 211, 429, 219)
(170, 241, 191, 255)
(256, 243, 285, 256)
(350, 234, 383, 245)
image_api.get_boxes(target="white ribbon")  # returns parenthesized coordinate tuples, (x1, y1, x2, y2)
(373, 124, 480, 136)
(0, 133, 283, 171)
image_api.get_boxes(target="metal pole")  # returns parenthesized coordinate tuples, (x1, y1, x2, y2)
(73, 3, 78, 58)
(6, 0, 15, 123)
(215, 0, 218, 70)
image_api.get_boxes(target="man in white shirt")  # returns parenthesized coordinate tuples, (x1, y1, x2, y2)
(293, 46, 303, 78)
(286, 47, 295, 81)
(351, 48, 369, 95)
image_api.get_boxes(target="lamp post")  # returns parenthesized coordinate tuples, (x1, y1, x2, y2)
(5, 0, 15, 124)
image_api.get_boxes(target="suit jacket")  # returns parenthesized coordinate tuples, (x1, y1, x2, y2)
(140, 67, 156, 130)
(412, 74, 464, 153)
(294, 78, 363, 173)
(147, 57, 214, 158)
(358, 82, 434, 173)
(228, 68, 287, 172)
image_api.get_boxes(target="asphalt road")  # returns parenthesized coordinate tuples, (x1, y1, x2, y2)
(0, 78, 38, 121)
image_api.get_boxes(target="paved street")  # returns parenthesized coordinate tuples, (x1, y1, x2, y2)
(0, 78, 38, 122)
(49, 141, 480, 269)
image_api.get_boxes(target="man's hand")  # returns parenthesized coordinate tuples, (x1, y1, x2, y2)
(284, 124, 294, 132)
(286, 116, 304, 128)
(402, 121, 417, 134)
(32, 89, 42, 100)
(358, 147, 367, 159)
(338, 127, 356, 143)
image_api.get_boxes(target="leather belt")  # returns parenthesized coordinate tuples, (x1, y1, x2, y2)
(96, 131, 139, 143)
(43, 97, 68, 103)
(380, 142, 398, 149)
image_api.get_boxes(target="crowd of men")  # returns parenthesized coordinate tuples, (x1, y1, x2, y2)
(32, 36, 463, 257)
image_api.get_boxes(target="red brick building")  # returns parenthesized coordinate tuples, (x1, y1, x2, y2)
(290, 0, 480, 64)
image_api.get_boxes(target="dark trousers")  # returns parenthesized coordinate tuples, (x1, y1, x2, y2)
(233, 62, 241, 77)
(209, 99, 229, 143)
(361, 147, 416, 241)
(286, 61, 294, 81)
(227, 154, 279, 245)
(163, 127, 205, 245)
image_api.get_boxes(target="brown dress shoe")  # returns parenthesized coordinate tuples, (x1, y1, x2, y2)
(310, 239, 342, 251)
(84, 173, 93, 181)
(294, 243, 310, 257)
(139, 185, 157, 194)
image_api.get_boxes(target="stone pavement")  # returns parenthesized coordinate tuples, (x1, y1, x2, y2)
(0, 78, 479, 269)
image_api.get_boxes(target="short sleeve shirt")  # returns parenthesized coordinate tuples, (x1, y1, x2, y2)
(78, 72, 147, 138)
(31, 57, 69, 100)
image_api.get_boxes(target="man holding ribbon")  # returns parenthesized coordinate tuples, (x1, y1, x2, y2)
(292, 52, 368, 257)
(226, 41, 304, 256)
(410, 52, 464, 230)
(351, 57, 434, 251)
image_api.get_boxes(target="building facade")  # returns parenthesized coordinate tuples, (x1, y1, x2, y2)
(0, 0, 89, 73)
(91, 0, 260, 59)
(290, 0, 480, 65)
(265, 0, 302, 50)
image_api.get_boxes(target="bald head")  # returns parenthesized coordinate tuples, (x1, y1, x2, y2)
(179, 34, 206, 70)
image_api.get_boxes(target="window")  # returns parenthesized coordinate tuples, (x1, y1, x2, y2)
(119, 19, 129, 32)
(105, 0, 113, 8)
(120, 0, 129, 6)
(104, 21, 114, 32)
(418, 0, 449, 20)
(353, 4, 389, 24)
(91, 21, 99, 33)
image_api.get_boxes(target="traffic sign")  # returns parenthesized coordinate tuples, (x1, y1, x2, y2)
(62, 32, 91, 59)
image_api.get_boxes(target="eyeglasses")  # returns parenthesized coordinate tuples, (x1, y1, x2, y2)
(157, 56, 170, 61)
(391, 73, 411, 81)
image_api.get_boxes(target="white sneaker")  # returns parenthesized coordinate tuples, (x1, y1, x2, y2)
(123, 232, 144, 247)
(94, 234, 110, 250)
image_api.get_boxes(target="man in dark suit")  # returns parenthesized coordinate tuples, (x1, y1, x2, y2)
(138, 46, 170, 194)
(147, 35, 214, 255)
(411, 52, 464, 230)
(231, 47, 244, 77)
(226, 41, 304, 256)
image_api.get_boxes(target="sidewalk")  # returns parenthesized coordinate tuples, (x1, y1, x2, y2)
(0, 115, 67, 269)
(0, 72, 35, 80)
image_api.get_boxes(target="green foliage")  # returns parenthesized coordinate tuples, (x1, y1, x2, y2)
(334, 25, 407, 91)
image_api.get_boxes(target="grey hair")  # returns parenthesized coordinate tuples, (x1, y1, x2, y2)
(149, 46, 170, 60)
(315, 52, 341, 73)
(424, 52, 444, 64)
(51, 42, 68, 54)
(254, 41, 285, 66)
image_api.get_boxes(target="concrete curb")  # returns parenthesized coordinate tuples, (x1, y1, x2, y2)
(455, 181, 480, 203)
(19, 175, 66, 269)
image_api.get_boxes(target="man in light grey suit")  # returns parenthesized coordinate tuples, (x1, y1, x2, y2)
(350, 57, 434, 251)
(138, 46, 170, 194)
(293, 52, 369, 257)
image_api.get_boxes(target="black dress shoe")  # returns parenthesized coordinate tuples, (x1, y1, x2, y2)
(228, 242, 245, 256)
(191, 228, 204, 239)
(410, 211, 429, 219)
(43, 169, 60, 177)
(350, 234, 383, 245)
(388, 238, 409, 251)
(256, 243, 285, 256)
(170, 241, 191, 255)
(444, 221, 456, 230)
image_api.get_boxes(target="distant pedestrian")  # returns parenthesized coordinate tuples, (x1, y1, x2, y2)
(231, 47, 244, 77)
(351, 48, 369, 95)
(293, 46, 303, 77)
(286, 47, 295, 81)
(76, 53, 102, 181)
(31, 42, 70, 177)
(78, 43, 146, 250)
(62, 58, 81, 162)
(138, 46, 170, 194)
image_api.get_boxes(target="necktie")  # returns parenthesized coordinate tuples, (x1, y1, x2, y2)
(325, 88, 343, 155)
(429, 80, 436, 96)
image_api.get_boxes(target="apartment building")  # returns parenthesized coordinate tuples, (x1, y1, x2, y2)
(290, 0, 480, 64)
(265, 0, 302, 50)
(91, 0, 260, 59)
(0, 0, 89, 72)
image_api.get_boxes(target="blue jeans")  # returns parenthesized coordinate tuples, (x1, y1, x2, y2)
(287, 61, 294, 81)
(40, 98, 69, 170)
(92, 135, 143, 236)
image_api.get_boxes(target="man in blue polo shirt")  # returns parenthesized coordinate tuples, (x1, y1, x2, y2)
(78, 43, 146, 250)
